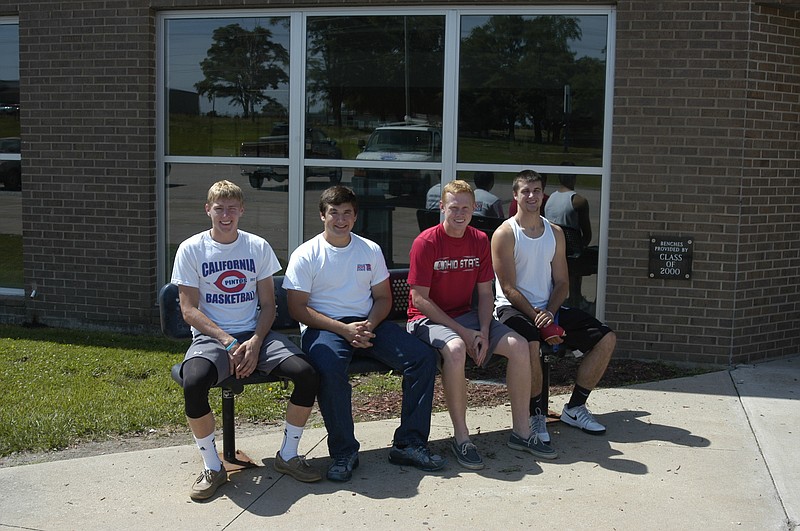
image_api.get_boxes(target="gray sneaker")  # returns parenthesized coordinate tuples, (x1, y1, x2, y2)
(530, 413, 550, 444)
(389, 444, 446, 471)
(451, 439, 484, 470)
(561, 404, 606, 435)
(327, 452, 359, 482)
(189, 467, 227, 500)
(508, 432, 558, 460)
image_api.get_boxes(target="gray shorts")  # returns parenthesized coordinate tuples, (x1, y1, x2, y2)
(406, 310, 515, 368)
(182, 330, 302, 385)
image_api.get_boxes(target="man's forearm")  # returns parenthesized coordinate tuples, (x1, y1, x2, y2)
(294, 305, 351, 337)
(183, 306, 228, 342)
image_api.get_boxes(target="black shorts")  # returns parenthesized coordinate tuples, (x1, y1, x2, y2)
(495, 305, 612, 354)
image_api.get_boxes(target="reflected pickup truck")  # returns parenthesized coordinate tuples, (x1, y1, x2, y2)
(240, 125, 342, 188)
(354, 123, 441, 201)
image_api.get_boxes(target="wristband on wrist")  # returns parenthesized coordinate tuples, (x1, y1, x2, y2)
(225, 338, 239, 352)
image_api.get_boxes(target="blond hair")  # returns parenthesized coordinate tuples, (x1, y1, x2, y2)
(442, 179, 475, 203)
(206, 180, 244, 205)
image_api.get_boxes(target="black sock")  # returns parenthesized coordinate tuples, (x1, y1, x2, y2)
(567, 385, 591, 409)
(529, 394, 543, 417)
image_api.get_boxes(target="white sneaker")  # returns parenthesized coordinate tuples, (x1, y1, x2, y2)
(560, 404, 606, 435)
(530, 413, 550, 444)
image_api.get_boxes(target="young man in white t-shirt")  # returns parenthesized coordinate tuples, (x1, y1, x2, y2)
(172, 180, 321, 501)
(284, 186, 444, 482)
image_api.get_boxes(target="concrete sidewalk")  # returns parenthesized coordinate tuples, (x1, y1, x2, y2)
(1, 357, 797, 530)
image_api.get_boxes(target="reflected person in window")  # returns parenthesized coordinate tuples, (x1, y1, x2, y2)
(543, 161, 597, 308)
(472, 171, 504, 218)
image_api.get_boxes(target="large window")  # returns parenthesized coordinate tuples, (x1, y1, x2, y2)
(459, 15, 608, 167)
(0, 20, 21, 293)
(159, 8, 614, 307)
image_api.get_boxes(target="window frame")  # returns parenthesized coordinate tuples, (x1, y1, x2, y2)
(0, 17, 21, 296)
(156, 6, 616, 315)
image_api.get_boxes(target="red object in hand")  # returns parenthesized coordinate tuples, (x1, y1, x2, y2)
(539, 322, 565, 342)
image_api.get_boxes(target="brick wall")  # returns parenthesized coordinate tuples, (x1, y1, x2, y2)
(18, 1, 158, 331)
(1, 0, 797, 364)
(609, 1, 800, 365)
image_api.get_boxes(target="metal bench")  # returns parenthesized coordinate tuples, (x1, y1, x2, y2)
(160, 267, 559, 466)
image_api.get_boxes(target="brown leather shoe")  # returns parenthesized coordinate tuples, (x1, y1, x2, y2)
(189, 467, 227, 500)
(274, 452, 322, 482)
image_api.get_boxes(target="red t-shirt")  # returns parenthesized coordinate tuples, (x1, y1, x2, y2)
(407, 224, 494, 322)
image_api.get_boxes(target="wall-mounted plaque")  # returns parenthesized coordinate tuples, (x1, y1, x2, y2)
(649, 236, 693, 280)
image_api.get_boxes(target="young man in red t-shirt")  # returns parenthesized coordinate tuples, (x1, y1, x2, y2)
(407, 179, 557, 470)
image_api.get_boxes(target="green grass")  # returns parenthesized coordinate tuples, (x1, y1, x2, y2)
(166, 113, 604, 165)
(168, 114, 369, 159)
(350, 371, 401, 395)
(0, 324, 296, 456)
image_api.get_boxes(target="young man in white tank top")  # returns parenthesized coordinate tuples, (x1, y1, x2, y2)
(492, 170, 617, 444)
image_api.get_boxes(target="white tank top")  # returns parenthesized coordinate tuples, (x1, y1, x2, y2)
(494, 217, 555, 311)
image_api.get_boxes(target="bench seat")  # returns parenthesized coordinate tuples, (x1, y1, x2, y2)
(159, 267, 559, 468)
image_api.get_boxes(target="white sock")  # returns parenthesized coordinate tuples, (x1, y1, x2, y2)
(194, 433, 223, 472)
(279, 422, 304, 461)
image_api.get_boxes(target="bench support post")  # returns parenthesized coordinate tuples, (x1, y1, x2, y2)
(540, 349, 561, 422)
(220, 388, 259, 470)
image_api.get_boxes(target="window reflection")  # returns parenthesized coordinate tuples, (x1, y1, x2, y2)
(240, 126, 342, 189)
(304, 14, 445, 198)
(306, 16, 444, 131)
(456, 169, 601, 314)
(0, 21, 20, 290)
(459, 15, 607, 166)
(161, 10, 612, 292)
(165, 17, 290, 157)
(302, 167, 428, 269)
(165, 163, 291, 277)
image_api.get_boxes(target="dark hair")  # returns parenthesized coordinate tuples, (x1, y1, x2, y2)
(558, 161, 577, 187)
(319, 185, 359, 216)
(513, 169, 544, 193)
(474, 171, 495, 190)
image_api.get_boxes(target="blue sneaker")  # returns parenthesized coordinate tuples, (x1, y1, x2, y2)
(327, 452, 359, 482)
(508, 432, 558, 460)
(389, 444, 446, 471)
(451, 439, 484, 470)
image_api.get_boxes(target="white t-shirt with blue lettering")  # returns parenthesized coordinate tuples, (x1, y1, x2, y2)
(284, 232, 389, 332)
(171, 230, 280, 336)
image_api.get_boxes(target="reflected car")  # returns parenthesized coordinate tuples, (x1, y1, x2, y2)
(0, 137, 20, 191)
(353, 123, 441, 202)
(240, 125, 342, 188)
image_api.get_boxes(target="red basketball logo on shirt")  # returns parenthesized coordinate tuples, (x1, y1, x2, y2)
(214, 270, 247, 293)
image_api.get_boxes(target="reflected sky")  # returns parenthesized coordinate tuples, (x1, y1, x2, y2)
(166, 17, 290, 116)
(0, 23, 19, 81)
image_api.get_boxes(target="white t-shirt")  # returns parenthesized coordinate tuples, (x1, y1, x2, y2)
(171, 230, 281, 336)
(284, 232, 389, 331)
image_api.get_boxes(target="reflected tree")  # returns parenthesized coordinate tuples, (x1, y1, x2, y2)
(306, 16, 444, 126)
(195, 23, 289, 119)
(460, 16, 582, 143)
